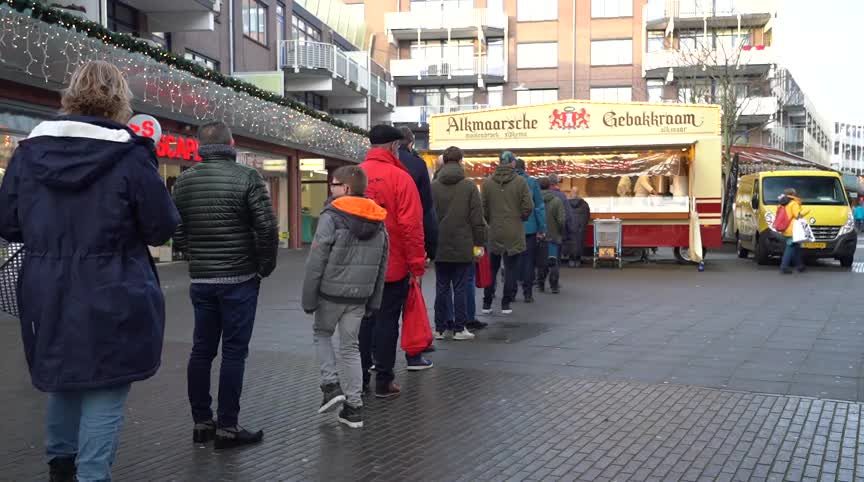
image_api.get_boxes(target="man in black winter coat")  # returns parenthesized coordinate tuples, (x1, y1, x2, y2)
(173, 121, 278, 449)
(565, 186, 591, 267)
(398, 127, 438, 260)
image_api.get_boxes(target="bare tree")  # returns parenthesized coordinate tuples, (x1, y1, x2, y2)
(669, 32, 778, 175)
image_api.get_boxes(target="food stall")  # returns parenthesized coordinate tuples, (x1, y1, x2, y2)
(428, 100, 723, 262)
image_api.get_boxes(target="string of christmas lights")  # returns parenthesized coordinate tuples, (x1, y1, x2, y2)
(0, 4, 369, 161)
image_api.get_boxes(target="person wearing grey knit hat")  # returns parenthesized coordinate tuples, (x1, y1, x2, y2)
(480, 151, 533, 315)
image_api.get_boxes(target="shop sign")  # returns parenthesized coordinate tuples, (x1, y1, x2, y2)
(156, 134, 201, 162)
(127, 114, 162, 143)
(127, 114, 201, 162)
(300, 158, 325, 171)
(263, 159, 288, 172)
(430, 100, 721, 150)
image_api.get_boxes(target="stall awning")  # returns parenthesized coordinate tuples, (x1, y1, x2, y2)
(463, 150, 686, 179)
(730, 146, 832, 175)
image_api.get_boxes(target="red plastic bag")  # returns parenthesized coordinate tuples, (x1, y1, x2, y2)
(401, 277, 433, 357)
(475, 251, 492, 289)
(773, 205, 790, 232)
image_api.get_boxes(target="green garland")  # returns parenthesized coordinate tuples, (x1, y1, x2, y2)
(3, 0, 369, 136)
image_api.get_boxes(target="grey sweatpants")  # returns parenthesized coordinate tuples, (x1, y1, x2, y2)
(314, 299, 365, 407)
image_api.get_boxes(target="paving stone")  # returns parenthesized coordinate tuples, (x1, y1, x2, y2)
(2, 250, 864, 480)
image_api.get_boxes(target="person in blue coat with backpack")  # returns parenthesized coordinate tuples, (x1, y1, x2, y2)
(511, 154, 546, 303)
(0, 61, 179, 482)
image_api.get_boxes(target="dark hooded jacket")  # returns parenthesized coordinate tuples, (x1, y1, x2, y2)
(398, 146, 438, 260)
(542, 189, 566, 244)
(431, 162, 487, 263)
(0, 116, 180, 391)
(481, 164, 533, 255)
(302, 196, 389, 313)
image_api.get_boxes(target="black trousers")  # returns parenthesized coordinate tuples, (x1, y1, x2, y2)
(483, 252, 520, 306)
(360, 277, 409, 388)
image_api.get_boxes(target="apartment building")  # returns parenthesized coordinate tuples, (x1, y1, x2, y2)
(769, 68, 831, 165)
(831, 122, 864, 175)
(642, 0, 777, 148)
(354, 0, 648, 149)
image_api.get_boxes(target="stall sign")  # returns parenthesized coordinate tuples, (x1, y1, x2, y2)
(429, 100, 721, 150)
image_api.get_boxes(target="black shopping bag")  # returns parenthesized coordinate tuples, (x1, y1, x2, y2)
(0, 240, 25, 318)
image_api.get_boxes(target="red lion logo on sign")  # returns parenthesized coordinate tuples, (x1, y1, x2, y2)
(550, 107, 590, 130)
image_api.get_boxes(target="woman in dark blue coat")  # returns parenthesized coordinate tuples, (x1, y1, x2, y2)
(0, 61, 179, 482)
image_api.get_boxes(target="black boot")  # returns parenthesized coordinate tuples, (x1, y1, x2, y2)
(318, 383, 346, 414)
(48, 457, 75, 482)
(193, 419, 216, 443)
(213, 425, 264, 450)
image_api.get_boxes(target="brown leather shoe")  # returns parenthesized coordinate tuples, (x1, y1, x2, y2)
(375, 382, 401, 399)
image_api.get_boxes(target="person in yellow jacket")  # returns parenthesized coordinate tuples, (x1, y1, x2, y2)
(780, 188, 806, 273)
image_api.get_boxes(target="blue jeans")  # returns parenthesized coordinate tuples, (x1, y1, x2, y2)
(187, 277, 261, 428)
(434, 262, 472, 333)
(466, 264, 476, 321)
(46, 385, 131, 482)
(780, 237, 804, 272)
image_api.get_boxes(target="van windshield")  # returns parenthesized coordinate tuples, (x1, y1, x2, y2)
(762, 176, 847, 206)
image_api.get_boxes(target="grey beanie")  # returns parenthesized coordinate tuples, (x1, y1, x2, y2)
(549, 173, 560, 185)
(499, 151, 516, 165)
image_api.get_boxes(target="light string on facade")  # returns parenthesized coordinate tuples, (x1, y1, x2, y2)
(0, 4, 369, 162)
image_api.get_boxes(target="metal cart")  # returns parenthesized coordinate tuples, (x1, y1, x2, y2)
(593, 219, 623, 269)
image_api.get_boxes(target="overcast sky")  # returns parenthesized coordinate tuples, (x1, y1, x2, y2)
(777, 0, 864, 123)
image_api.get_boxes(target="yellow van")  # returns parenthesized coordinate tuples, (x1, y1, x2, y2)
(735, 170, 857, 267)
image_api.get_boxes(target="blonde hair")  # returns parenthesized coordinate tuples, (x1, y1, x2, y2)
(61, 61, 133, 123)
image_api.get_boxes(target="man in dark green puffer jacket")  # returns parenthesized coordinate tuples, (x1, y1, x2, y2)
(172, 121, 278, 450)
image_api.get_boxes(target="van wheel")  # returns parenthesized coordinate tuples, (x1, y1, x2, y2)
(674, 247, 706, 264)
(755, 235, 771, 265)
(840, 256, 854, 268)
(736, 233, 749, 258)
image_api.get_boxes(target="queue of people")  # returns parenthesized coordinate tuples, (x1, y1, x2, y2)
(0, 60, 599, 481)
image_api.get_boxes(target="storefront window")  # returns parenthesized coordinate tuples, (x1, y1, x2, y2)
(461, 151, 691, 214)
(0, 134, 23, 185)
(301, 168, 329, 243)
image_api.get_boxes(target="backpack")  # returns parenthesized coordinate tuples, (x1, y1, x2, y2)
(773, 205, 791, 232)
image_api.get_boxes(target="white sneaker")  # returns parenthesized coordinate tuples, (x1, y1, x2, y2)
(452, 329, 475, 341)
(434, 330, 446, 340)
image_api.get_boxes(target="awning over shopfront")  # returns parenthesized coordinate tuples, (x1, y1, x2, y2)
(0, 6, 368, 163)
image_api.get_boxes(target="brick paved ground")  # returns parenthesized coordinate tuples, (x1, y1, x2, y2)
(2, 249, 864, 481)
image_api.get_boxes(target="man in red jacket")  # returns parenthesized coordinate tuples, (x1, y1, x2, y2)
(359, 125, 431, 399)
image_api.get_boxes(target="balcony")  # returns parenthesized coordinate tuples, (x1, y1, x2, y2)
(278, 40, 396, 108)
(385, 8, 506, 41)
(770, 127, 805, 156)
(739, 95, 777, 119)
(643, 46, 774, 79)
(121, 0, 220, 32)
(392, 104, 490, 126)
(645, 0, 774, 31)
(390, 57, 505, 87)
